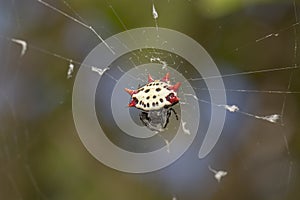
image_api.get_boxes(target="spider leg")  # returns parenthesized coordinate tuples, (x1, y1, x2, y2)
(163, 109, 172, 128)
(139, 112, 151, 127)
(169, 108, 179, 120)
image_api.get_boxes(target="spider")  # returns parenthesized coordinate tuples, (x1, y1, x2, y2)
(125, 73, 181, 132)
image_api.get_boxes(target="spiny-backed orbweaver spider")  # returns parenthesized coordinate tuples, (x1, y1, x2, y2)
(125, 73, 181, 132)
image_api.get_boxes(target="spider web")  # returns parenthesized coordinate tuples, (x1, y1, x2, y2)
(0, 0, 299, 199)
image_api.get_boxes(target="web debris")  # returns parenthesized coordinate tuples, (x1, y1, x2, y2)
(152, 4, 159, 19)
(91, 67, 109, 76)
(11, 38, 27, 57)
(208, 165, 228, 183)
(67, 61, 74, 79)
(255, 114, 280, 123)
(184, 94, 282, 124)
(152, 3, 159, 30)
(181, 120, 191, 135)
(219, 104, 280, 123)
(222, 104, 239, 112)
(150, 57, 168, 69)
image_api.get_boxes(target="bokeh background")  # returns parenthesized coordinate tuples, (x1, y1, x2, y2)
(0, 0, 300, 199)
